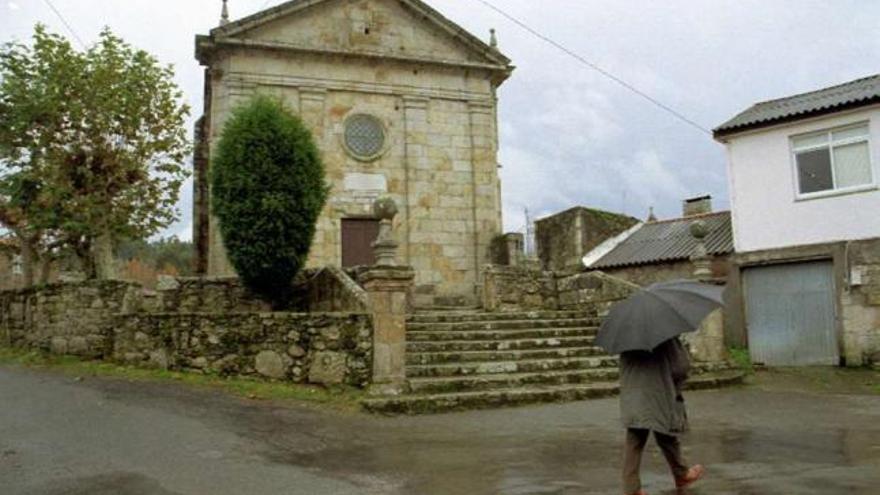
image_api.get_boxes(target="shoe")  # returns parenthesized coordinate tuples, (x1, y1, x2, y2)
(675, 464, 705, 488)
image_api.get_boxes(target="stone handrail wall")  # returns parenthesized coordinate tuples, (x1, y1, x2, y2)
(302, 266, 369, 312)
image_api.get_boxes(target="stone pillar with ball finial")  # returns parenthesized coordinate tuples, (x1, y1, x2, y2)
(360, 197, 414, 395)
(689, 220, 713, 280)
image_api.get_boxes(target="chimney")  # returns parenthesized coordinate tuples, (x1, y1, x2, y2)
(683, 195, 712, 218)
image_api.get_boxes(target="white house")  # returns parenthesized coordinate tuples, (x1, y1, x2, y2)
(714, 74, 880, 367)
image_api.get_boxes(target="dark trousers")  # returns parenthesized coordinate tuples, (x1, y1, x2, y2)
(622, 428, 688, 494)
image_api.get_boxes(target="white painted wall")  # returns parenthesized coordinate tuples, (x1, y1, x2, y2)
(722, 104, 880, 253)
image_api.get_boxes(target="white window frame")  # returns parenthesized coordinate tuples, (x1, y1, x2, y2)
(790, 121, 876, 200)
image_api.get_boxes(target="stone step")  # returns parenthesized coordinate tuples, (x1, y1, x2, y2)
(406, 356, 619, 378)
(408, 310, 595, 324)
(361, 371, 747, 415)
(407, 327, 598, 342)
(407, 336, 597, 353)
(413, 307, 481, 314)
(407, 318, 600, 331)
(408, 368, 621, 394)
(405, 346, 608, 365)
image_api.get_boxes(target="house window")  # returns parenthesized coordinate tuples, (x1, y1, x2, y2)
(792, 123, 874, 197)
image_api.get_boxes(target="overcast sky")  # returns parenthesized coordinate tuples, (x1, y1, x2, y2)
(3, 0, 879, 239)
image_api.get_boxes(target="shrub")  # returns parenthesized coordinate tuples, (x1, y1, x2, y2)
(211, 96, 329, 307)
(728, 347, 754, 374)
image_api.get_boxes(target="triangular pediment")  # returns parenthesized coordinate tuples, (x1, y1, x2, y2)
(211, 0, 510, 67)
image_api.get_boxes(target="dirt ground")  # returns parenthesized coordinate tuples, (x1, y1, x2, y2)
(1, 365, 878, 495)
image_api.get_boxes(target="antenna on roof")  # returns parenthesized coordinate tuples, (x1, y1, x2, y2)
(489, 28, 498, 49)
(220, 0, 230, 26)
(647, 207, 657, 222)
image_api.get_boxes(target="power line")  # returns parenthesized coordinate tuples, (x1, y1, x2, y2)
(475, 0, 712, 136)
(41, 0, 86, 48)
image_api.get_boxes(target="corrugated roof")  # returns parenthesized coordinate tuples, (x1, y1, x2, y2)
(590, 211, 733, 269)
(714, 74, 880, 138)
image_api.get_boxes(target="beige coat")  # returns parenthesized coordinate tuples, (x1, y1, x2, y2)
(619, 338, 691, 436)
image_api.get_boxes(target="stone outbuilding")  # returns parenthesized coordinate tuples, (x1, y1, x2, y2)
(193, 0, 514, 306)
(534, 207, 639, 273)
(583, 196, 734, 287)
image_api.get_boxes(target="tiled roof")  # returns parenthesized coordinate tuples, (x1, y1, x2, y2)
(590, 211, 733, 269)
(714, 74, 880, 138)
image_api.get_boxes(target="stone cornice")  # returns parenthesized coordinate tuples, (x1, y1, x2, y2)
(298, 86, 328, 102)
(402, 96, 430, 110)
(468, 100, 495, 115)
(223, 72, 496, 105)
(198, 37, 513, 79)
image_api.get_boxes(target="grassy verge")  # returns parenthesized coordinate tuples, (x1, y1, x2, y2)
(751, 365, 880, 396)
(0, 346, 365, 412)
(727, 347, 754, 375)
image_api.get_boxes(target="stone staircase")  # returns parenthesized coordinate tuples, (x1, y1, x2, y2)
(362, 309, 745, 415)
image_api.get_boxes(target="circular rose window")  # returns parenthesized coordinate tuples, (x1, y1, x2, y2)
(344, 114, 385, 160)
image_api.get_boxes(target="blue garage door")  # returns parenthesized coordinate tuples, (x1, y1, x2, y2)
(743, 261, 838, 366)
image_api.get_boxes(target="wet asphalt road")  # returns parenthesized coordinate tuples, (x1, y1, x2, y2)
(1, 366, 879, 495)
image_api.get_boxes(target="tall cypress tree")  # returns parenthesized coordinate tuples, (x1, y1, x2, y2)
(211, 95, 329, 307)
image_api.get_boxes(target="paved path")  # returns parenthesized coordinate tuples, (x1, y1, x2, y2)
(1, 366, 879, 495)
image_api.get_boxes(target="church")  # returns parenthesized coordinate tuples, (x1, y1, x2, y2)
(193, 0, 514, 306)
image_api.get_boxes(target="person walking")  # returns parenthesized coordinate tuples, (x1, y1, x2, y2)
(619, 337, 704, 495)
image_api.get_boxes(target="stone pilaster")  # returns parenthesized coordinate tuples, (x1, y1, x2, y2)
(402, 95, 429, 268)
(362, 266, 414, 395)
(299, 87, 327, 137)
(469, 100, 500, 293)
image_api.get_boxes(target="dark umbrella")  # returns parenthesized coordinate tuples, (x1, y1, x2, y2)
(595, 279, 724, 354)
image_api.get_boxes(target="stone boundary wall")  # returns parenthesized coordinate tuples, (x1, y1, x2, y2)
(482, 265, 729, 363)
(556, 270, 640, 314)
(0, 279, 375, 388)
(0, 281, 142, 358)
(154, 277, 272, 313)
(154, 268, 369, 314)
(841, 238, 880, 365)
(482, 265, 638, 313)
(114, 312, 372, 387)
(482, 265, 557, 312)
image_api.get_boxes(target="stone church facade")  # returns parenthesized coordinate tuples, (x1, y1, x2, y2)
(194, 0, 513, 305)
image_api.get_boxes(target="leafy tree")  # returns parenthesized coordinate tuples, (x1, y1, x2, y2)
(211, 95, 328, 307)
(117, 236, 194, 277)
(0, 25, 190, 281)
(0, 26, 82, 285)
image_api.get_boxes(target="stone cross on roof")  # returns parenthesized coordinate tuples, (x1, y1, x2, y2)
(220, 0, 230, 26)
